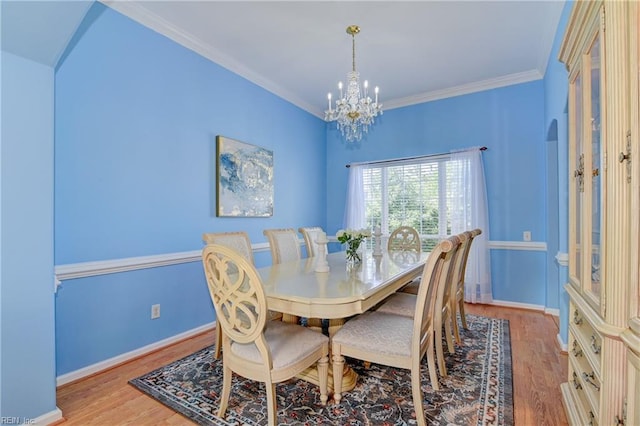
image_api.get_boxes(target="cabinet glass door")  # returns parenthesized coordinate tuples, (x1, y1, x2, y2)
(570, 72, 583, 289)
(588, 34, 602, 304)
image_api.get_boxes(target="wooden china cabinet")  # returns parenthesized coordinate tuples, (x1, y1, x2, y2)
(559, 1, 640, 425)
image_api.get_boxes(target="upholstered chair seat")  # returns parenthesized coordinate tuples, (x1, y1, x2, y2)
(376, 292, 417, 317)
(231, 320, 330, 369)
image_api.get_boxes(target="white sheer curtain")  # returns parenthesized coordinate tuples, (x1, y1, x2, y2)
(449, 148, 492, 304)
(344, 164, 366, 229)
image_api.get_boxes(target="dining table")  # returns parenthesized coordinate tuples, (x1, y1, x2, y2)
(257, 248, 428, 392)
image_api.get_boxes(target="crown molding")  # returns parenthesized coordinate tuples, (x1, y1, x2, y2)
(99, 1, 547, 119)
(100, 0, 319, 117)
(384, 70, 543, 111)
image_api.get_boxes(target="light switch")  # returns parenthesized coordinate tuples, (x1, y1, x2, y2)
(523, 231, 531, 242)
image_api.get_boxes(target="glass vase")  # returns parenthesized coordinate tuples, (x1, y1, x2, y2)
(346, 240, 362, 265)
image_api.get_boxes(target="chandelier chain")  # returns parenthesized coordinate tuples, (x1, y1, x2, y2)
(352, 33, 356, 72)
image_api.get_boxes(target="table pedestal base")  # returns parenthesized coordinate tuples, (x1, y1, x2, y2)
(294, 317, 358, 395)
(296, 363, 358, 394)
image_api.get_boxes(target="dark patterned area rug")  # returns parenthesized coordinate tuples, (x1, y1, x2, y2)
(130, 314, 512, 425)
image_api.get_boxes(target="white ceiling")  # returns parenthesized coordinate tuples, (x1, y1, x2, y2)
(2, 1, 565, 119)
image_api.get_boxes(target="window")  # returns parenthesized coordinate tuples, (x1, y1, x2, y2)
(362, 155, 467, 251)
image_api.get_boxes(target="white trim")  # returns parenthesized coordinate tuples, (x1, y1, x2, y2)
(488, 240, 547, 251)
(55, 250, 202, 280)
(55, 242, 273, 281)
(32, 407, 63, 426)
(489, 299, 546, 312)
(545, 307, 560, 317)
(555, 251, 569, 266)
(56, 322, 215, 387)
(384, 70, 543, 112)
(557, 333, 568, 353)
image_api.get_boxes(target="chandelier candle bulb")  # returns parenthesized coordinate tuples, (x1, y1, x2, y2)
(327, 93, 332, 112)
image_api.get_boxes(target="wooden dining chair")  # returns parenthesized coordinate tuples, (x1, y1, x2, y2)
(298, 226, 329, 331)
(263, 228, 301, 264)
(263, 228, 303, 324)
(331, 236, 460, 426)
(203, 231, 254, 263)
(450, 228, 482, 344)
(387, 226, 421, 252)
(434, 232, 468, 373)
(375, 233, 466, 378)
(202, 244, 329, 425)
(202, 231, 255, 359)
(298, 226, 324, 258)
(388, 226, 422, 294)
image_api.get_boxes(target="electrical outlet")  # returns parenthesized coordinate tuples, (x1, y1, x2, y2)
(523, 231, 531, 242)
(151, 304, 161, 319)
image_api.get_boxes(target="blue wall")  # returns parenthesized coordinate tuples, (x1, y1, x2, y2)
(54, 3, 326, 375)
(544, 0, 574, 344)
(1, 51, 57, 420)
(325, 81, 548, 304)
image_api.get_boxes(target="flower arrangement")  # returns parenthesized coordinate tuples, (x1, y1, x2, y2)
(336, 228, 371, 263)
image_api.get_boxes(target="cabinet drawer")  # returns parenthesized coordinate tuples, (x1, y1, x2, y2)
(567, 361, 599, 425)
(570, 302, 602, 371)
(569, 352, 600, 422)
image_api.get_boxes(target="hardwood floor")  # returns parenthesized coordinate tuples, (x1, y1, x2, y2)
(55, 304, 568, 425)
(465, 304, 568, 426)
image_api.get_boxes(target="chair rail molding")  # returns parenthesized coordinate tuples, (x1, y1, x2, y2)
(55, 241, 274, 281)
(488, 240, 547, 251)
(55, 239, 546, 281)
(555, 251, 569, 266)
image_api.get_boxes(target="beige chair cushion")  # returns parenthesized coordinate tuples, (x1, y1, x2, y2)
(376, 293, 417, 317)
(231, 320, 329, 369)
(331, 311, 413, 357)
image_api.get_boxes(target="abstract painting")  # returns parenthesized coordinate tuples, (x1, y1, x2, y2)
(216, 136, 273, 217)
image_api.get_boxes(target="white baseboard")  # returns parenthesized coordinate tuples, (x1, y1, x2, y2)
(33, 406, 62, 426)
(544, 307, 560, 317)
(56, 321, 215, 387)
(557, 333, 568, 352)
(489, 300, 561, 318)
(489, 299, 546, 312)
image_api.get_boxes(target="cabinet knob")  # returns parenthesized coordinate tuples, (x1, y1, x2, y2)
(619, 131, 632, 183)
(618, 151, 630, 163)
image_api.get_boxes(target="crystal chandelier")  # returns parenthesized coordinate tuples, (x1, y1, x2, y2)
(325, 25, 383, 142)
